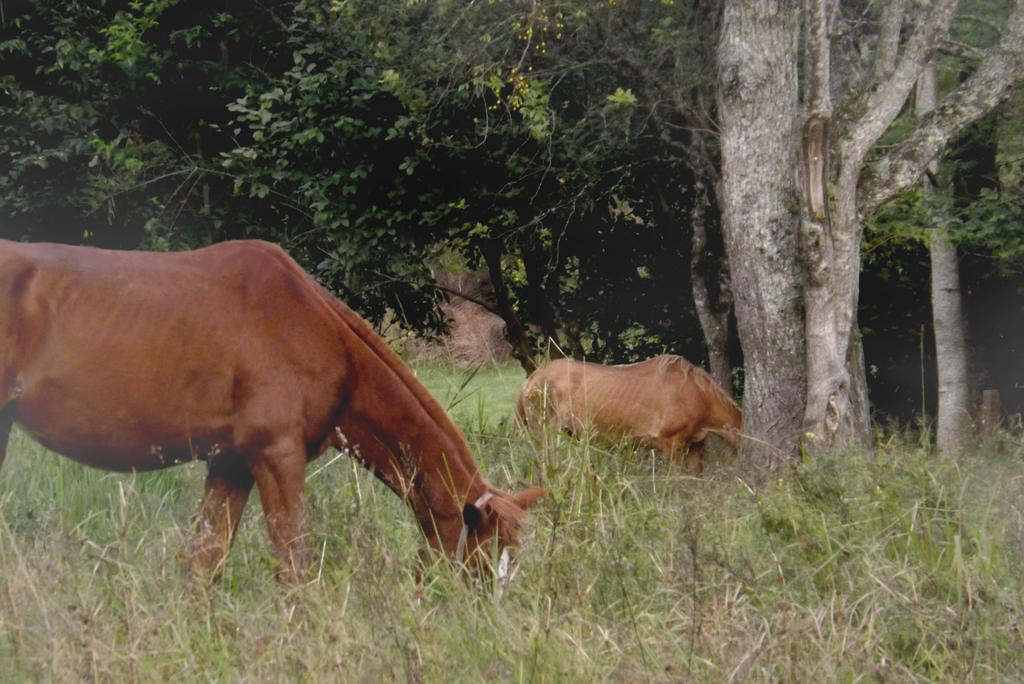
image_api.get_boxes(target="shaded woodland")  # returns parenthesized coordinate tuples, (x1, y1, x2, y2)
(2, 0, 1022, 463)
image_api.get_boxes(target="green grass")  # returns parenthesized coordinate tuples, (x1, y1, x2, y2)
(411, 361, 526, 434)
(1, 360, 1023, 681)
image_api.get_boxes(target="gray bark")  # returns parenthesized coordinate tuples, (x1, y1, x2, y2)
(690, 182, 733, 395)
(929, 229, 972, 453)
(717, 0, 805, 473)
(917, 63, 973, 455)
(804, 0, 1023, 451)
(822, 0, 961, 449)
(800, 0, 856, 450)
(716, 0, 1024, 472)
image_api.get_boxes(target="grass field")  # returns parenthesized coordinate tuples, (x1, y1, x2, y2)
(1, 361, 1022, 682)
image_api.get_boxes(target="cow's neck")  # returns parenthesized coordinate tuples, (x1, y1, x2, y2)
(329, 305, 489, 556)
(336, 377, 488, 555)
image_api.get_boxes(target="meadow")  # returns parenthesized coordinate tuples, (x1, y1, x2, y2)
(1, 361, 1022, 682)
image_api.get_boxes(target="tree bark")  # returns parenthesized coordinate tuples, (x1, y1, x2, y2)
(717, 0, 805, 474)
(716, 0, 1024, 473)
(690, 182, 733, 394)
(819, 0, 960, 450)
(917, 62, 973, 455)
(805, 0, 1023, 450)
(478, 238, 536, 374)
(800, 0, 856, 451)
(929, 229, 972, 453)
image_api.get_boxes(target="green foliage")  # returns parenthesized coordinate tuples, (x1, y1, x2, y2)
(0, 0, 720, 355)
(866, 161, 1023, 272)
(93, 0, 169, 87)
(0, 0, 285, 247)
(189, 0, 715, 345)
(957, 188, 1024, 267)
(213, 2, 455, 325)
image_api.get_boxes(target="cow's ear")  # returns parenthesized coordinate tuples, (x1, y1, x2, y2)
(512, 487, 545, 511)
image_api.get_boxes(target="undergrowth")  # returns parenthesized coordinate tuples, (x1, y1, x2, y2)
(0, 362, 1021, 681)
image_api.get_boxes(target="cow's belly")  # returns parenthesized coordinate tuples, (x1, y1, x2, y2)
(12, 382, 235, 472)
(20, 425, 224, 471)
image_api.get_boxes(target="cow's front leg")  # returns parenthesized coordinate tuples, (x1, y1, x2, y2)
(248, 439, 311, 584)
(188, 453, 254, 584)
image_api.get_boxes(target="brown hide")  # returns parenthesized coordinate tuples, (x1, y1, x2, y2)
(0, 239, 543, 583)
(517, 355, 741, 474)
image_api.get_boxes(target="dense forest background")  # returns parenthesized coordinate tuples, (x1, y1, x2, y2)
(2, 0, 1022, 430)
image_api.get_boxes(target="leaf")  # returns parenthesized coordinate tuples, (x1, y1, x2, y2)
(605, 87, 637, 107)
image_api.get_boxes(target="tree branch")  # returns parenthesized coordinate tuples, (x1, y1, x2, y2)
(859, 1, 1024, 214)
(839, 0, 958, 177)
(872, 0, 906, 84)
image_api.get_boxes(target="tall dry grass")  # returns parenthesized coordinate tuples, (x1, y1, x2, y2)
(1, 362, 1021, 681)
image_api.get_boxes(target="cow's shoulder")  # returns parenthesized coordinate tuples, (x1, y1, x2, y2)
(0, 241, 48, 395)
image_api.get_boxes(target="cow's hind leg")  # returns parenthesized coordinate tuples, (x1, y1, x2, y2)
(0, 406, 12, 469)
(247, 438, 311, 584)
(683, 442, 705, 476)
(188, 453, 254, 584)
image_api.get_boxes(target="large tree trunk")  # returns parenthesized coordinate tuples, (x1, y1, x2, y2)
(799, 0, 861, 450)
(716, 0, 1024, 474)
(917, 63, 973, 455)
(929, 229, 972, 452)
(717, 0, 805, 474)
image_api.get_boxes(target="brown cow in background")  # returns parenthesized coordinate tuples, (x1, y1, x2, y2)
(517, 355, 741, 475)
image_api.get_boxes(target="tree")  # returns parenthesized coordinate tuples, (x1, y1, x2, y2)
(0, 0, 286, 247)
(10, 0, 1020, 447)
(3, 0, 727, 363)
(717, 0, 804, 472)
(717, 0, 1024, 474)
(214, 0, 726, 369)
(858, 86, 1024, 427)
(918, 62, 972, 455)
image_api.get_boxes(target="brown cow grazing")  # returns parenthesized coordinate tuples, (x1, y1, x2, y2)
(516, 355, 741, 475)
(0, 239, 543, 584)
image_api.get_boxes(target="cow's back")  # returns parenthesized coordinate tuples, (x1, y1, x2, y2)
(575, 358, 688, 438)
(519, 354, 739, 470)
(0, 239, 349, 469)
(520, 357, 680, 438)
